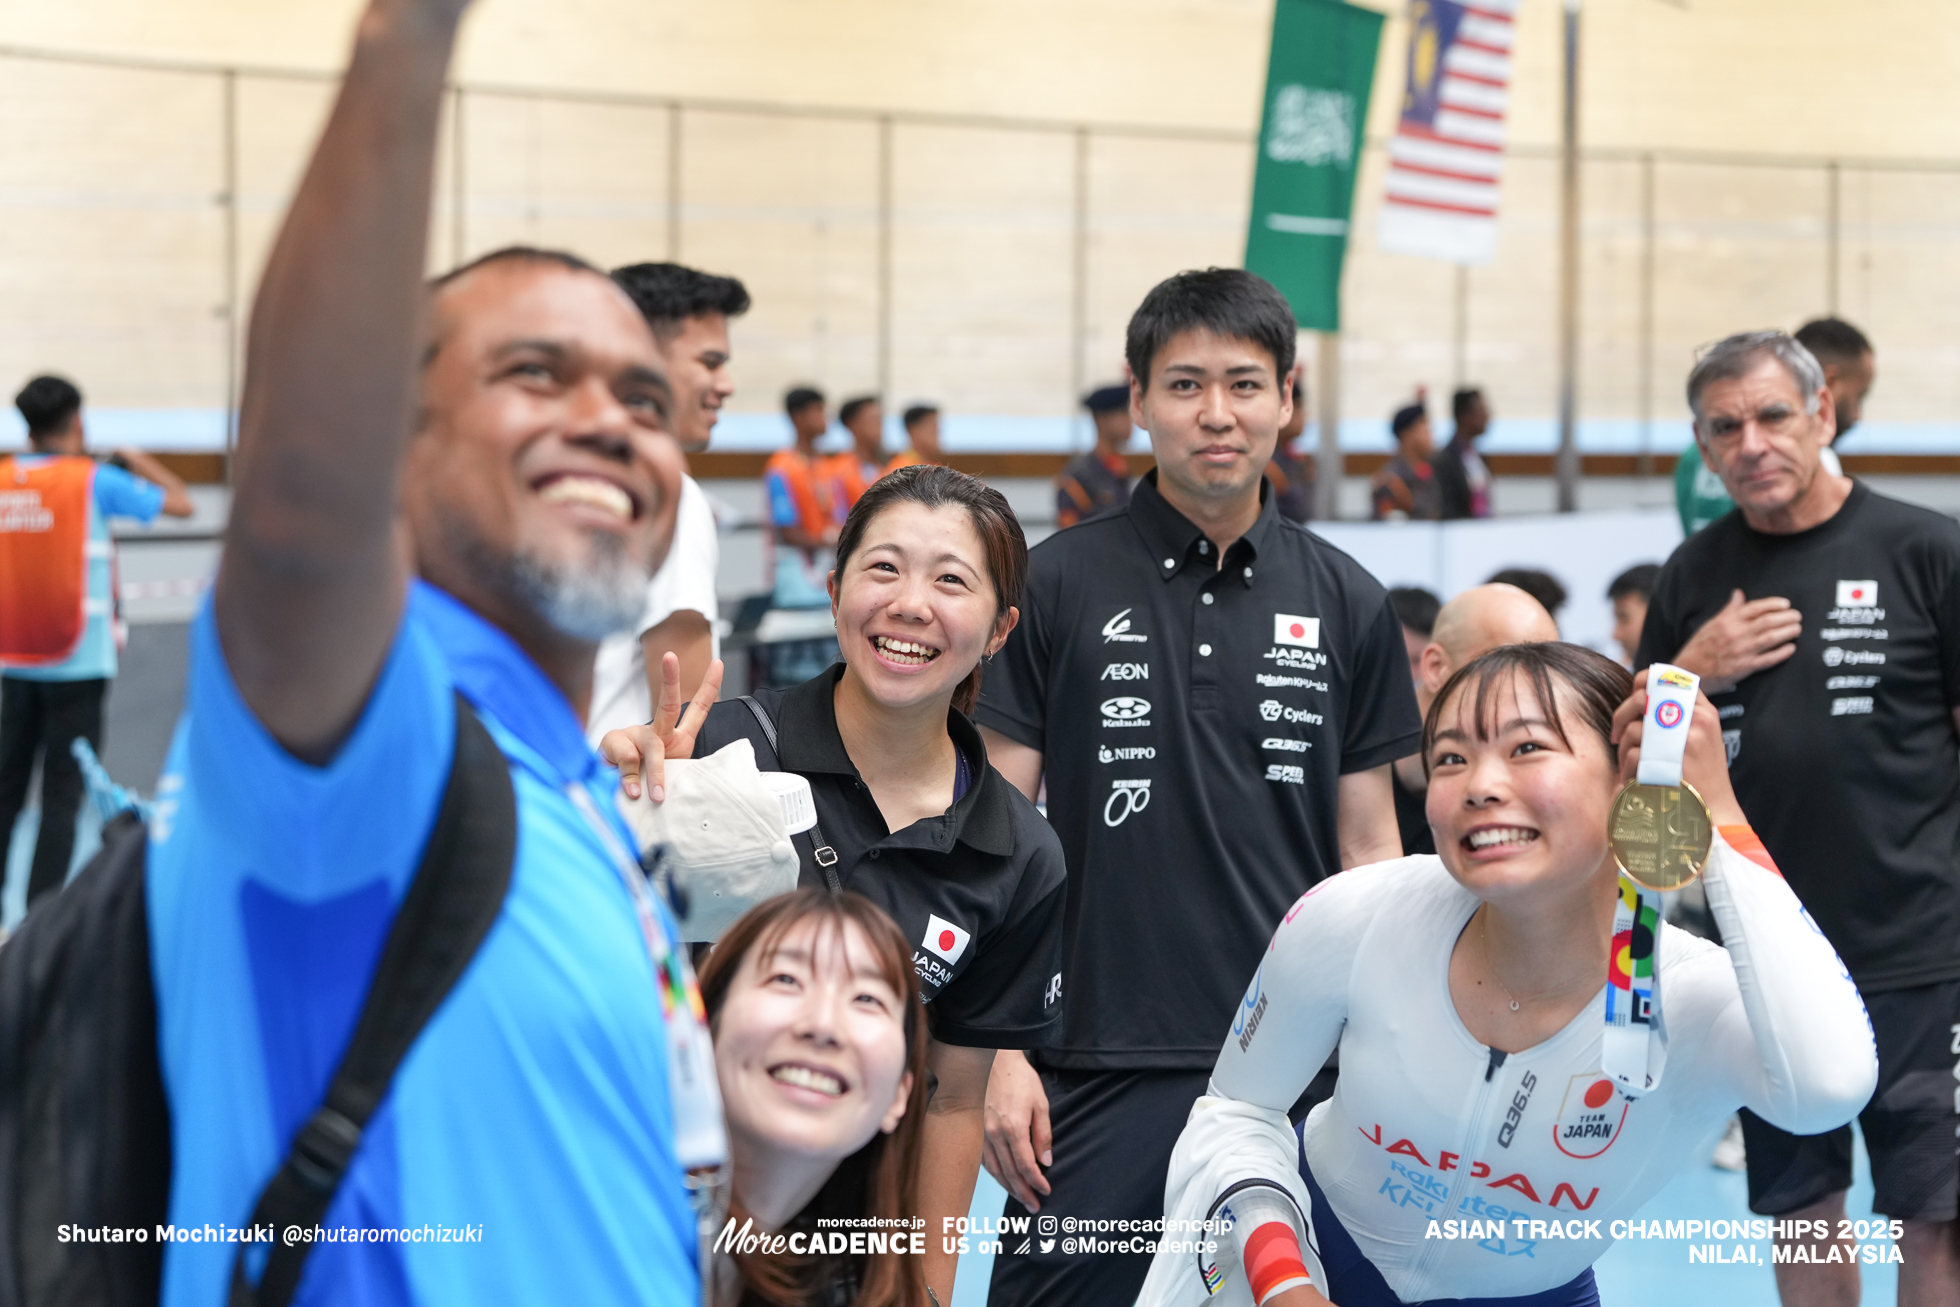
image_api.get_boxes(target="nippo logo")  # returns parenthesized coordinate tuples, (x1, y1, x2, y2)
(1654, 700, 1683, 728)
(920, 914, 971, 965)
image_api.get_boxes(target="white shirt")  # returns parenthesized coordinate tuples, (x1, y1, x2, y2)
(1143, 835, 1875, 1305)
(586, 474, 720, 745)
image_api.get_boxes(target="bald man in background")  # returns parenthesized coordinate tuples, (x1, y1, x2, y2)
(1390, 583, 1561, 855)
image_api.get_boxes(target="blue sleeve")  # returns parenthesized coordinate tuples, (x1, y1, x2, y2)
(764, 470, 800, 529)
(93, 463, 168, 523)
(159, 595, 455, 902)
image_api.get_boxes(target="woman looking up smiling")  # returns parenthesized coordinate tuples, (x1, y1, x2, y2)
(1138, 643, 1876, 1307)
(607, 465, 1068, 1305)
(699, 890, 928, 1307)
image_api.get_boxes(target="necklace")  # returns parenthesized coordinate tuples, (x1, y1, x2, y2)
(1479, 909, 1599, 1015)
(1481, 912, 1523, 1012)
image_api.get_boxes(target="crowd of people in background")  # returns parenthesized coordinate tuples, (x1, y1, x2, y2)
(1, 4, 1950, 1307)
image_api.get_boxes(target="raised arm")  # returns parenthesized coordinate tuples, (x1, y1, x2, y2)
(216, 0, 468, 762)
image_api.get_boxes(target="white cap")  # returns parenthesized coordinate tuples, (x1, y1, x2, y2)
(615, 739, 815, 942)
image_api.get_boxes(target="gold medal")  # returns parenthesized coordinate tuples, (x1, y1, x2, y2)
(1608, 780, 1712, 892)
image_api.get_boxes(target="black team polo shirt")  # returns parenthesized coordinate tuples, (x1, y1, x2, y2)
(694, 667, 1067, 1050)
(977, 471, 1422, 1070)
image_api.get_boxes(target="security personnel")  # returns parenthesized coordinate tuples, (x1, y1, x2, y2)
(978, 269, 1420, 1307)
(1054, 385, 1134, 528)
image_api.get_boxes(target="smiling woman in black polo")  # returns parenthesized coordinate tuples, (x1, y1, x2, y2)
(607, 465, 1066, 1306)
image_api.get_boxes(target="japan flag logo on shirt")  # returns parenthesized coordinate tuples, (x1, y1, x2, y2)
(1836, 580, 1878, 607)
(921, 914, 971, 966)
(1273, 614, 1320, 648)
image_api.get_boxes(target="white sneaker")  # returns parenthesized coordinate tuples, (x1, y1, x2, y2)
(1711, 1115, 1747, 1172)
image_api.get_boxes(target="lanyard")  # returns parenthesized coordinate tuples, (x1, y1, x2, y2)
(566, 783, 730, 1294)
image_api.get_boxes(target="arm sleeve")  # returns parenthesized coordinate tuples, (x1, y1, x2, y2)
(1209, 864, 1378, 1110)
(930, 872, 1065, 1049)
(1225, 1185, 1325, 1306)
(1339, 594, 1424, 773)
(637, 477, 720, 639)
(764, 469, 800, 530)
(973, 555, 1054, 751)
(94, 464, 168, 523)
(1698, 829, 1878, 1133)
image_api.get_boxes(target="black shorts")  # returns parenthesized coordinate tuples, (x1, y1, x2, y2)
(1741, 979, 1959, 1222)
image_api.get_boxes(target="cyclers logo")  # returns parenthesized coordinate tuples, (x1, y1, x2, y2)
(1552, 1073, 1629, 1159)
(1104, 779, 1151, 827)
(1102, 608, 1148, 643)
(1101, 696, 1151, 728)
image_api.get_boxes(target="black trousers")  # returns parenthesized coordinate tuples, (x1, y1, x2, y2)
(0, 675, 107, 907)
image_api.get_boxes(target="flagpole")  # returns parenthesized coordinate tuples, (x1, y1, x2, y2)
(1555, 0, 1582, 512)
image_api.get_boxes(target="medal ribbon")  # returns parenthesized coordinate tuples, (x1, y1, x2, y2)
(1602, 663, 1700, 1096)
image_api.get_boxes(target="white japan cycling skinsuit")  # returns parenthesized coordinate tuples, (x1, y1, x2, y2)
(1140, 831, 1877, 1306)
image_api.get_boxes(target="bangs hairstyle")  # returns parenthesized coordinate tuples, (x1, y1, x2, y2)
(1421, 642, 1633, 779)
(833, 464, 1028, 716)
(699, 890, 929, 1307)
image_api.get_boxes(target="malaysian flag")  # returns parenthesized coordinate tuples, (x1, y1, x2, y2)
(1376, 0, 1515, 265)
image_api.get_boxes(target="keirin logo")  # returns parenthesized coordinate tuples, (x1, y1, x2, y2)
(1102, 608, 1148, 643)
(1104, 779, 1151, 826)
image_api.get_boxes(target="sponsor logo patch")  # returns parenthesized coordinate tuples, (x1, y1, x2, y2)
(1265, 763, 1306, 785)
(1102, 608, 1147, 643)
(1101, 695, 1151, 727)
(1262, 737, 1312, 753)
(1104, 779, 1152, 826)
(1831, 696, 1874, 717)
(1823, 646, 1885, 667)
(1257, 673, 1329, 690)
(1259, 699, 1322, 725)
(1552, 1073, 1628, 1159)
(1100, 662, 1148, 681)
(1098, 744, 1156, 763)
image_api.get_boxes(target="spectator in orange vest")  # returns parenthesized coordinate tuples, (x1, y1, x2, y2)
(1, 374, 192, 907)
(1370, 401, 1442, 521)
(885, 404, 942, 474)
(763, 387, 837, 609)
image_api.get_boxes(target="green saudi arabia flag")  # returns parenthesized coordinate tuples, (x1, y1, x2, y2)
(1244, 0, 1384, 331)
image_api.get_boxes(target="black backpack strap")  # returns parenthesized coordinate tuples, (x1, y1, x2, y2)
(228, 695, 516, 1307)
(735, 695, 842, 893)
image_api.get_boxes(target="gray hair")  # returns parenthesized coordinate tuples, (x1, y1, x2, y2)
(1686, 330, 1825, 422)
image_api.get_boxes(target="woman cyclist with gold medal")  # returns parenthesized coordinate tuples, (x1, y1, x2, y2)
(1140, 642, 1877, 1307)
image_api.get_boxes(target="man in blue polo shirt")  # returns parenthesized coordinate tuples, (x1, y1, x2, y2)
(145, 1, 719, 1303)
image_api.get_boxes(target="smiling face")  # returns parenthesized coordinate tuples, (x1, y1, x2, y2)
(829, 500, 1016, 713)
(1132, 327, 1289, 507)
(405, 258, 684, 643)
(1425, 669, 1621, 907)
(714, 915, 912, 1168)
(657, 311, 734, 454)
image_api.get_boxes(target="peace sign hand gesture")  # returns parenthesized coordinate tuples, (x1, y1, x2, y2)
(599, 653, 724, 803)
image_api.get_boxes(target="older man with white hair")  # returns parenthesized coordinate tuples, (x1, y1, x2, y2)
(1638, 330, 1960, 1307)
(1389, 582, 1560, 855)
